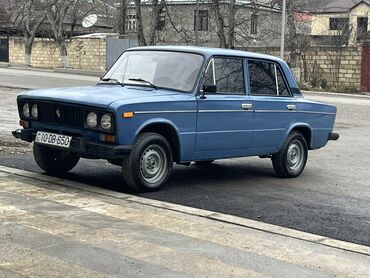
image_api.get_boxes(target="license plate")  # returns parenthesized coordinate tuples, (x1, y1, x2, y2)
(35, 131, 72, 148)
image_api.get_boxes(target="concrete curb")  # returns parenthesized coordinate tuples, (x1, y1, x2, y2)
(0, 85, 32, 91)
(0, 164, 369, 257)
(3, 65, 103, 77)
(53, 68, 105, 77)
(302, 90, 370, 98)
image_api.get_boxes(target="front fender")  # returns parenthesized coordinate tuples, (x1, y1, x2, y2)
(135, 118, 181, 138)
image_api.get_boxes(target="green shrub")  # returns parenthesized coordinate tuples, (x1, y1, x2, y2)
(331, 85, 360, 94)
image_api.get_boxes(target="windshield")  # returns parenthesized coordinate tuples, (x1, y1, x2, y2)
(101, 51, 204, 92)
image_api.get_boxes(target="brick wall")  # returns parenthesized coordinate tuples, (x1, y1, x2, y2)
(9, 37, 106, 71)
(246, 46, 362, 91)
(9, 37, 363, 91)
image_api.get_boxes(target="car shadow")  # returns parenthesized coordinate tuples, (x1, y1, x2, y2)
(64, 157, 277, 194)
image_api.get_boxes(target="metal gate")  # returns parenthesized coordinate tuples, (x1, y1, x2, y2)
(0, 35, 9, 63)
(361, 43, 370, 92)
(106, 37, 138, 70)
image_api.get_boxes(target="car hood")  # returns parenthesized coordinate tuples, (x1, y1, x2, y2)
(18, 85, 179, 108)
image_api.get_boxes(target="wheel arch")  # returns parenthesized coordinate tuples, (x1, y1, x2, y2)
(287, 123, 313, 149)
(136, 119, 182, 162)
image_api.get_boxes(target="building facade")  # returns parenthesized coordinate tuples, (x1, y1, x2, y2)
(309, 0, 370, 45)
(121, 0, 282, 48)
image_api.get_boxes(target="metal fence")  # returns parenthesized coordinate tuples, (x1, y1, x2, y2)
(106, 37, 138, 70)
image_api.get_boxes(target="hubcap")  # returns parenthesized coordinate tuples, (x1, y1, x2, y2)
(286, 140, 305, 173)
(140, 144, 167, 185)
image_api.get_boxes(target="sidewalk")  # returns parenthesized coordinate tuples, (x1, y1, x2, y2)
(0, 165, 369, 277)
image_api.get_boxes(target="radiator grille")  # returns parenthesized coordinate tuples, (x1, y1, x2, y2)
(38, 102, 83, 128)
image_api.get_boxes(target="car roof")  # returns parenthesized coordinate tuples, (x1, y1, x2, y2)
(127, 45, 284, 63)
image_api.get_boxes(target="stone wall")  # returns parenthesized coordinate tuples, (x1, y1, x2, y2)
(9, 37, 106, 71)
(9, 36, 363, 91)
(246, 46, 362, 91)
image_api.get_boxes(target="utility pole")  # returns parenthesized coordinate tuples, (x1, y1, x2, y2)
(280, 0, 287, 59)
(195, 0, 200, 45)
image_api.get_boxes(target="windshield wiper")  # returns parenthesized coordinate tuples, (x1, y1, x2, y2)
(128, 78, 158, 89)
(99, 78, 124, 86)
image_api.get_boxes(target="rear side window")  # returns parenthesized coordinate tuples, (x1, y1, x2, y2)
(248, 60, 291, 97)
(203, 57, 245, 95)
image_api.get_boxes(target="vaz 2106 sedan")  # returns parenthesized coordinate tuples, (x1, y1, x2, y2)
(13, 46, 339, 192)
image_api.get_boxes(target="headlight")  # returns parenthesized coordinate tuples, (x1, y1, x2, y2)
(101, 114, 112, 130)
(31, 104, 38, 118)
(86, 112, 98, 128)
(22, 103, 29, 117)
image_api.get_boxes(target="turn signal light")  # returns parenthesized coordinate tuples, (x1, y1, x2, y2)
(123, 112, 134, 118)
(19, 120, 29, 128)
(100, 134, 115, 143)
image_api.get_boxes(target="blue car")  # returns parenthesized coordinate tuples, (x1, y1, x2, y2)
(13, 46, 339, 192)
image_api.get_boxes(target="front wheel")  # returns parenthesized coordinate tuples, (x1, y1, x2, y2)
(33, 143, 80, 176)
(122, 133, 173, 192)
(272, 132, 308, 178)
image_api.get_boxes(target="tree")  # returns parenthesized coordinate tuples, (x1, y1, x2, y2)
(5, 0, 46, 66)
(134, 0, 146, 46)
(23, 0, 46, 66)
(117, 0, 129, 36)
(148, 0, 159, 45)
(286, 0, 301, 80)
(44, 0, 74, 68)
(211, 0, 227, 48)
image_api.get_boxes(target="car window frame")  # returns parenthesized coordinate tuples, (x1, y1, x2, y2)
(101, 49, 206, 94)
(200, 55, 247, 96)
(246, 58, 293, 98)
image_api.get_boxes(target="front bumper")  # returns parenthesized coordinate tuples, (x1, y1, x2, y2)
(12, 128, 132, 159)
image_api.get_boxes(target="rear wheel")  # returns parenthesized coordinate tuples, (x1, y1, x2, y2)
(122, 133, 173, 192)
(33, 143, 80, 176)
(272, 132, 308, 178)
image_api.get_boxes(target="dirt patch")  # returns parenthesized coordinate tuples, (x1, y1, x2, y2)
(0, 138, 31, 155)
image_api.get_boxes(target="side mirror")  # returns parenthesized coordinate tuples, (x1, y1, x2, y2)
(203, 85, 217, 93)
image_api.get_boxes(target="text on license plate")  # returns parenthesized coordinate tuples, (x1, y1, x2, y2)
(35, 132, 72, 148)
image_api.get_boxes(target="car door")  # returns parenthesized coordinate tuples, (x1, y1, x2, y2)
(195, 57, 253, 151)
(247, 59, 297, 148)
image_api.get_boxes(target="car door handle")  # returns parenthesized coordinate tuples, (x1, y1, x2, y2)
(241, 103, 253, 110)
(287, 105, 297, 111)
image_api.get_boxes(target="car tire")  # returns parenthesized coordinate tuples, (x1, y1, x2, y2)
(33, 143, 80, 176)
(272, 132, 308, 178)
(194, 160, 214, 166)
(122, 132, 173, 192)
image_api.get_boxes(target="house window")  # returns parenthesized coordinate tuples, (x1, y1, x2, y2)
(251, 13, 258, 35)
(357, 17, 368, 39)
(194, 10, 208, 31)
(126, 14, 137, 32)
(157, 9, 166, 30)
(329, 18, 349, 31)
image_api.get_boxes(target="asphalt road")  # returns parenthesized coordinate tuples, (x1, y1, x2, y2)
(0, 67, 97, 89)
(1, 69, 369, 246)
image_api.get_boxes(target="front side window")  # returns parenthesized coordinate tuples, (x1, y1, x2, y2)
(203, 57, 245, 95)
(102, 51, 204, 92)
(248, 60, 291, 97)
